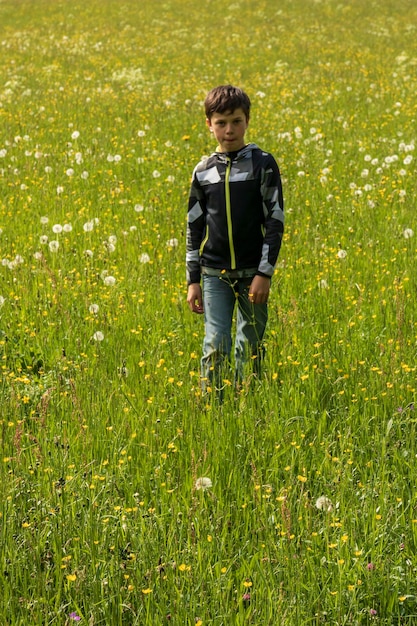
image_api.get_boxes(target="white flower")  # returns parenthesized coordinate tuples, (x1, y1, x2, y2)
(49, 240, 59, 252)
(92, 331, 104, 342)
(134, 204, 144, 212)
(108, 235, 117, 244)
(166, 238, 178, 248)
(33, 251, 43, 260)
(152, 170, 161, 178)
(66, 168, 74, 177)
(337, 249, 347, 259)
(403, 228, 414, 239)
(114, 154, 121, 162)
(44, 166, 53, 174)
(84, 249, 94, 257)
(103, 275, 116, 286)
(403, 155, 413, 165)
(81, 170, 89, 179)
(195, 477, 212, 491)
(40, 235, 49, 244)
(315, 496, 333, 512)
(63, 223, 72, 232)
(166, 175, 175, 183)
(57, 185, 64, 194)
(318, 279, 329, 289)
(137, 130, 146, 137)
(52, 224, 63, 234)
(71, 130, 80, 140)
(139, 253, 150, 263)
(83, 220, 94, 232)
(0, 295, 5, 308)
(89, 304, 99, 314)
(40, 216, 49, 224)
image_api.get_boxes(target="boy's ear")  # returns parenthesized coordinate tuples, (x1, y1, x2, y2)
(206, 118, 213, 132)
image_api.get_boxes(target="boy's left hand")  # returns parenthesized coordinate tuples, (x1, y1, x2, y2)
(248, 275, 271, 304)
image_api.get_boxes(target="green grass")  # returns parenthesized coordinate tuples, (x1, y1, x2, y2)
(0, 0, 416, 623)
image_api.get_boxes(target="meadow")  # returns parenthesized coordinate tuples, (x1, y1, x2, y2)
(0, 0, 416, 623)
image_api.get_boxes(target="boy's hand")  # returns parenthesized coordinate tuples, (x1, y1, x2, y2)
(248, 275, 271, 304)
(187, 283, 204, 314)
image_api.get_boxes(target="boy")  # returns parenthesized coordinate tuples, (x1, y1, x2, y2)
(186, 84, 284, 396)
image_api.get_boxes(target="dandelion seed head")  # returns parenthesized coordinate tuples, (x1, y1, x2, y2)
(49, 240, 59, 252)
(92, 331, 104, 342)
(337, 249, 347, 259)
(103, 275, 116, 286)
(139, 253, 150, 264)
(403, 228, 414, 239)
(315, 496, 333, 512)
(195, 477, 212, 490)
(52, 223, 63, 234)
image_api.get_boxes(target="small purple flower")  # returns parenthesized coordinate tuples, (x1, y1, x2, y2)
(242, 593, 251, 603)
(69, 613, 81, 622)
(367, 562, 375, 571)
(370, 608, 377, 616)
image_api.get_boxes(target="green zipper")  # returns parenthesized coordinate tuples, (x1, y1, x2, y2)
(225, 158, 236, 269)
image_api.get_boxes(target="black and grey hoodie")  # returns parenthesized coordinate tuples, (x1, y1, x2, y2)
(186, 143, 284, 285)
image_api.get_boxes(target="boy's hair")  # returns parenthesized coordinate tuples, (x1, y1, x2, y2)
(204, 85, 251, 121)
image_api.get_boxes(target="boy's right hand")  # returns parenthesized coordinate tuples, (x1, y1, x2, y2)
(187, 283, 204, 314)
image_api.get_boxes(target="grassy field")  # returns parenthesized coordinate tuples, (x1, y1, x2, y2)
(0, 0, 416, 623)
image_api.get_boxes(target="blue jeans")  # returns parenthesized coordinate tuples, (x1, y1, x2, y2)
(201, 274, 268, 392)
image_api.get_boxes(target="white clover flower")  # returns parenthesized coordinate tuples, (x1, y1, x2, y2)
(195, 477, 212, 491)
(403, 228, 414, 239)
(92, 331, 104, 342)
(49, 240, 59, 252)
(166, 238, 178, 248)
(89, 304, 99, 314)
(103, 275, 116, 286)
(315, 496, 333, 512)
(139, 253, 150, 263)
(52, 223, 63, 234)
(337, 249, 347, 259)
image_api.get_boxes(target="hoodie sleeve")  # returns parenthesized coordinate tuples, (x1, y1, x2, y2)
(186, 165, 207, 285)
(256, 154, 284, 277)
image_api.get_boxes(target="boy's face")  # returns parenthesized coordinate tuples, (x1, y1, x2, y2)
(206, 108, 249, 153)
